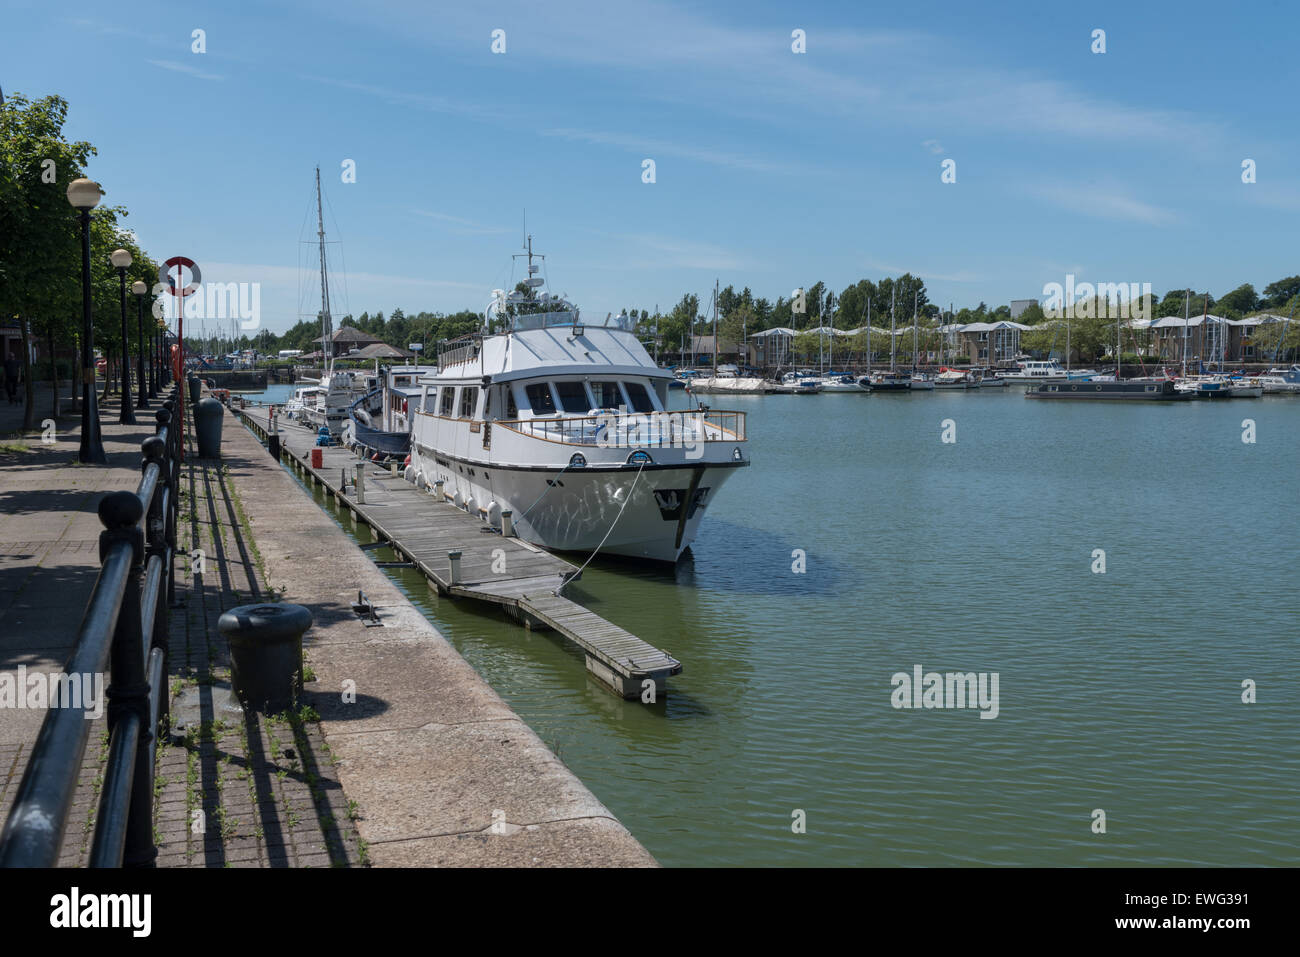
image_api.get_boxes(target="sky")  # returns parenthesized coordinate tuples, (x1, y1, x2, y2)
(5, 0, 1300, 337)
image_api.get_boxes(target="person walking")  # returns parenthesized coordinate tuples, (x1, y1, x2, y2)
(2, 354, 19, 405)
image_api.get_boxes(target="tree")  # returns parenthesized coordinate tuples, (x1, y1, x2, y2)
(1017, 301, 1046, 325)
(1262, 276, 1300, 309)
(1215, 283, 1257, 320)
(0, 92, 96, 429)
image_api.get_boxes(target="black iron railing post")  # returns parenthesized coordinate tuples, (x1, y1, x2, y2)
(97, 492, 157, 867)
(141, 436, 171, 732)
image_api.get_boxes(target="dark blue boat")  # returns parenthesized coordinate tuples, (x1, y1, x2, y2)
(346, 388, 411, 457)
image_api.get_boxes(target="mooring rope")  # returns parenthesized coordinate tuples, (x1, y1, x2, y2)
(517, 458, 574, 522)
(556, 459, 646, 595)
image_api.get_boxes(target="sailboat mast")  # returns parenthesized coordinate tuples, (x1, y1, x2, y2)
(866, 298, 872, 374)
(912, 291, 918, 373)
(890, 288, 896, 372)
(1115, 301, 1122, 381)
(1202, 296, 1210, 373)
(1066, 308, 1071, 373)
(713, 279, 719, 374)
(1182, 290, 1189, 378)
(316, 166, 333, 376)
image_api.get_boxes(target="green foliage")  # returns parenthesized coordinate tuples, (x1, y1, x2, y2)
(1214, 283, 1257, 320)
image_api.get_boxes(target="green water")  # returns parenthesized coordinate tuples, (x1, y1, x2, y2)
(248, 386, 1300, 866)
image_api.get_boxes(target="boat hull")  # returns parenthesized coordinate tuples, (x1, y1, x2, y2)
(1027, 381, 1191, 400)
(411, 448, 745, 562)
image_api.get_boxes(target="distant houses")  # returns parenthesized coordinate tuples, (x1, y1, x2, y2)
(312, 324, 382, 358)
(1133, 313, 1287, 363)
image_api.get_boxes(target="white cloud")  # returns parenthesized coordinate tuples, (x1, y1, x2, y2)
(540, 128, 803, 175)
(147, 59, 224, 82)
(410, 210, 512, 235)
(1026, 184, 1177, 226)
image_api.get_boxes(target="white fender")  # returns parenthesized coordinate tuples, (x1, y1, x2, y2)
(404, 466, 416, 483)
(416, 471, 427, 489)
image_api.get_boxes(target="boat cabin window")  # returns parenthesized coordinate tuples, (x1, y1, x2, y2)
(555, 381, 589, 414)
(459, 386, 479, 419)
(483, 389, 491, 418)
(623, 381, 655, 413)
(591, 381, 621, 408)
(439, 387, 454, 416)
(525, 383, 556, 415)
(506, 387, 518, 419)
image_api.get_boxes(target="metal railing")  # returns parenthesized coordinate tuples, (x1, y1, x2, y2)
(497, 409, 746, 447)
(0, 388, 181, 868)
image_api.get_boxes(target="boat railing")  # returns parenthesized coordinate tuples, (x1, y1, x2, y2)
(436, 335, 481, 371)
(0, 389, 181, 867)
(496, 409, 746, 447)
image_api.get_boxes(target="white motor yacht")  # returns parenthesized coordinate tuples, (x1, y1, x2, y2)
(407, 238, 750, 563)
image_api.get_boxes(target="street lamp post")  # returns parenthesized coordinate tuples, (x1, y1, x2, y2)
(132, 280, 151, 407)
(110, 248, 136, 424)
(67, 178, 107, 465)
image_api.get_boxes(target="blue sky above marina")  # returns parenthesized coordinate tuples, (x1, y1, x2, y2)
(6, 0, 1299, 332)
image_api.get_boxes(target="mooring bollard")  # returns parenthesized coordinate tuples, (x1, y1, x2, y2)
(193, 397, 223, 458)
(187, 375, 201, 405)
(218, 603, 313, 714)
(268, 433, 280, 460)
(434, 479, 444, 501)
(448, 549, 462, 585)
(501, 509, 513, 537)
(355, 465, 365, 504)
(389, 461, 398, 476)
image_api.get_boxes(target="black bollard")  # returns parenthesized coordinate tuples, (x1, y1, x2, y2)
(193, 397, 223, 458)
(218, 603, 312, 714)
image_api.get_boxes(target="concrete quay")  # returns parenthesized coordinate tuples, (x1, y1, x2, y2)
(214, 400, 657, 866)
(0, 383, 656, 867)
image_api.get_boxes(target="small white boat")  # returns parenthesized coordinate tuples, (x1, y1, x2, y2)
(1257, 375, 1300, 394)
(689, 371, 769, 395)
(1227, 377, 1263, 398)
(866, 371, 912, 392)
(820, 373, 868, 392)
(909, 373, 935, 391)
(780, 370, 824, 394)
(933, 368, 976, 390)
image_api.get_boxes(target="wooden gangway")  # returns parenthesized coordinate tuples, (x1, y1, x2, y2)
(236, 405, 680, 697)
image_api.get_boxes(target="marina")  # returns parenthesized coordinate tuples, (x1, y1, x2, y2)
(225, 380, 1300, 867)
(5, 0, 1299, 903)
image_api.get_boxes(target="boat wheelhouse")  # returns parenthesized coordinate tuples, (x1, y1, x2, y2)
(407, 239, 749, 562)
